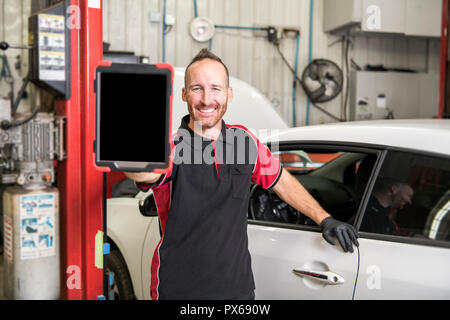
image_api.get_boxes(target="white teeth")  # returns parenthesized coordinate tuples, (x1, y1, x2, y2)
(199, 109, 215, 113)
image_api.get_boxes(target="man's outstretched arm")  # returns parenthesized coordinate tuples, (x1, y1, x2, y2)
(272, 168, 359, 253)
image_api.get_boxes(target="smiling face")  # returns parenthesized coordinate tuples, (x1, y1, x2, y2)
(182, 58, 233, 139)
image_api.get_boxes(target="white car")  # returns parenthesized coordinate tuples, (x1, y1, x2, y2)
(248, 119, 450, 300)
(107, 111, 450, 298)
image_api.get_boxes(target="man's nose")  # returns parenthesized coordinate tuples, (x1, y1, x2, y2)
(404, 196, 412, 206)
(201, 90, 213, 105)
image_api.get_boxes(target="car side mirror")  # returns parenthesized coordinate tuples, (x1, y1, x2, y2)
(139, 194, 158, 217)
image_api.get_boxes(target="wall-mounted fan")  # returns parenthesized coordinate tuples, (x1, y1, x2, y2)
(301, 59, 343, 103)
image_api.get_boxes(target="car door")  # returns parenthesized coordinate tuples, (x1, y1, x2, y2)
(248, 224, 359, 299)
(353, 149, 450, 299)
(248, 143, 379, 299)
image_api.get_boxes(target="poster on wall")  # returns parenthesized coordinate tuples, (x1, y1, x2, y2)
(38, 14, 66, 82)
(19, 193, 56, 260)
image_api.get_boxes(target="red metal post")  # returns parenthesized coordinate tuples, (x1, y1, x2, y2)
(439, 0, 449, 119)
(56, 0, 82, 300)
(57, 0, 104, 300)
(79, 0, 104, 300)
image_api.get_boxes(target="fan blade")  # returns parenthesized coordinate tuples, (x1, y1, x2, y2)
(306, 85, 326, 102)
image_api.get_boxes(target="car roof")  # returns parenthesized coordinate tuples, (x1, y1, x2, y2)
(263, 119, 450, 156)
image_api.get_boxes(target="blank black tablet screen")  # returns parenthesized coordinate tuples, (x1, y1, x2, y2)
(99, 72, 167, 163)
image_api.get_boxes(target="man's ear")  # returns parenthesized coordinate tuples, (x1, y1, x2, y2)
(390, 185, 399, 195)
(182, 88, 187, 102)
(227, 86, 234, 103)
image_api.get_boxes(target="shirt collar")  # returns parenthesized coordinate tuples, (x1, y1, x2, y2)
(178, 115, 231, 148)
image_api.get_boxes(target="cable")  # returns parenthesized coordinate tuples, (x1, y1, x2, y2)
(214, 25, 266, 31)
(1, 0, 5, 42)
(11, 73, 30, 115)
(274, 42, 344, 123)
(292, 33, 300, 127)
(193, 0, 198, 18)
(1, 103, 39, 130)
(327, 36, 345, 48)
(306, 0, 314, 125)
(103, 172, 108, 300)
(162, 0, 167, 62)
(1, 72, 36, 130)
(342, 36, 351, 121)
(164, 24, 173, 35)
(0, 54, 15, 112)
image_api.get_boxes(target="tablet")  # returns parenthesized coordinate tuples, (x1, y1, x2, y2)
(94, 63, 173, 173)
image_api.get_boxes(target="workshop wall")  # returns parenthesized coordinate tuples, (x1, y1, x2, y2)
(0, 0, 32, 113)
(0, 0, 441, 125)
(103, 0, 440, 126)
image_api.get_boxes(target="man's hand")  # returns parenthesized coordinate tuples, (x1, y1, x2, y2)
(319, 217, 359, 253)
(124, 172, 161, 184)
(272, 169, 359, 253)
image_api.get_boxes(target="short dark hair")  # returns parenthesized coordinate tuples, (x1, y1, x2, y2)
(184, 48, 230, 86)
(374, 178, 406, 193)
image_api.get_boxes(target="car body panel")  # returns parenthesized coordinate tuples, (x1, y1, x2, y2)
(248, 224, 359, 299)
(263, 119, 450, 155)
(106, 197, 155, 300)
(354, 237, 450, 299)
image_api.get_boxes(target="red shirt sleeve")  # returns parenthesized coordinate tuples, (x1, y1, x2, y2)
(227, 124, 282, 189)
(251, 139, 282, 189)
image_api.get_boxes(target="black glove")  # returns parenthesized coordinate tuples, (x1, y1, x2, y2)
(320, 217, 359, 253)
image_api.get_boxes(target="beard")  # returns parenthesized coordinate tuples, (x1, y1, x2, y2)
(188, 101, 228, 130)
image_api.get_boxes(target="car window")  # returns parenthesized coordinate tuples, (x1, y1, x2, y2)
(249, 147, 377, 227)
(273, 151, 343, 173)
(359, 150, 450, 243)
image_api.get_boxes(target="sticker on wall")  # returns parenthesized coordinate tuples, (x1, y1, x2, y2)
(3, 215, 13, 263)
(19, 193, 56, 260)
(38, 14, 66, 81)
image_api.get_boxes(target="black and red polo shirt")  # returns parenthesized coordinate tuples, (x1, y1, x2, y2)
(138, 115, 282, 300)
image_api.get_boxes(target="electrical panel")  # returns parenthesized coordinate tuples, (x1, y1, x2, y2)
(349, 71, 439, 121)
(28, 1, 70, 99)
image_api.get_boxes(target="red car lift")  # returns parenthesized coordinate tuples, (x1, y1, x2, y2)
(56, 0, 105, 300)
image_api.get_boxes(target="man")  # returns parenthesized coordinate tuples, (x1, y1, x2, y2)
(360, 178, 414, 235)
(125, 49, 359, 300)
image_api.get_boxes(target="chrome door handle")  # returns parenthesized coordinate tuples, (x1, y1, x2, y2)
(293, 269, 345, 285)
